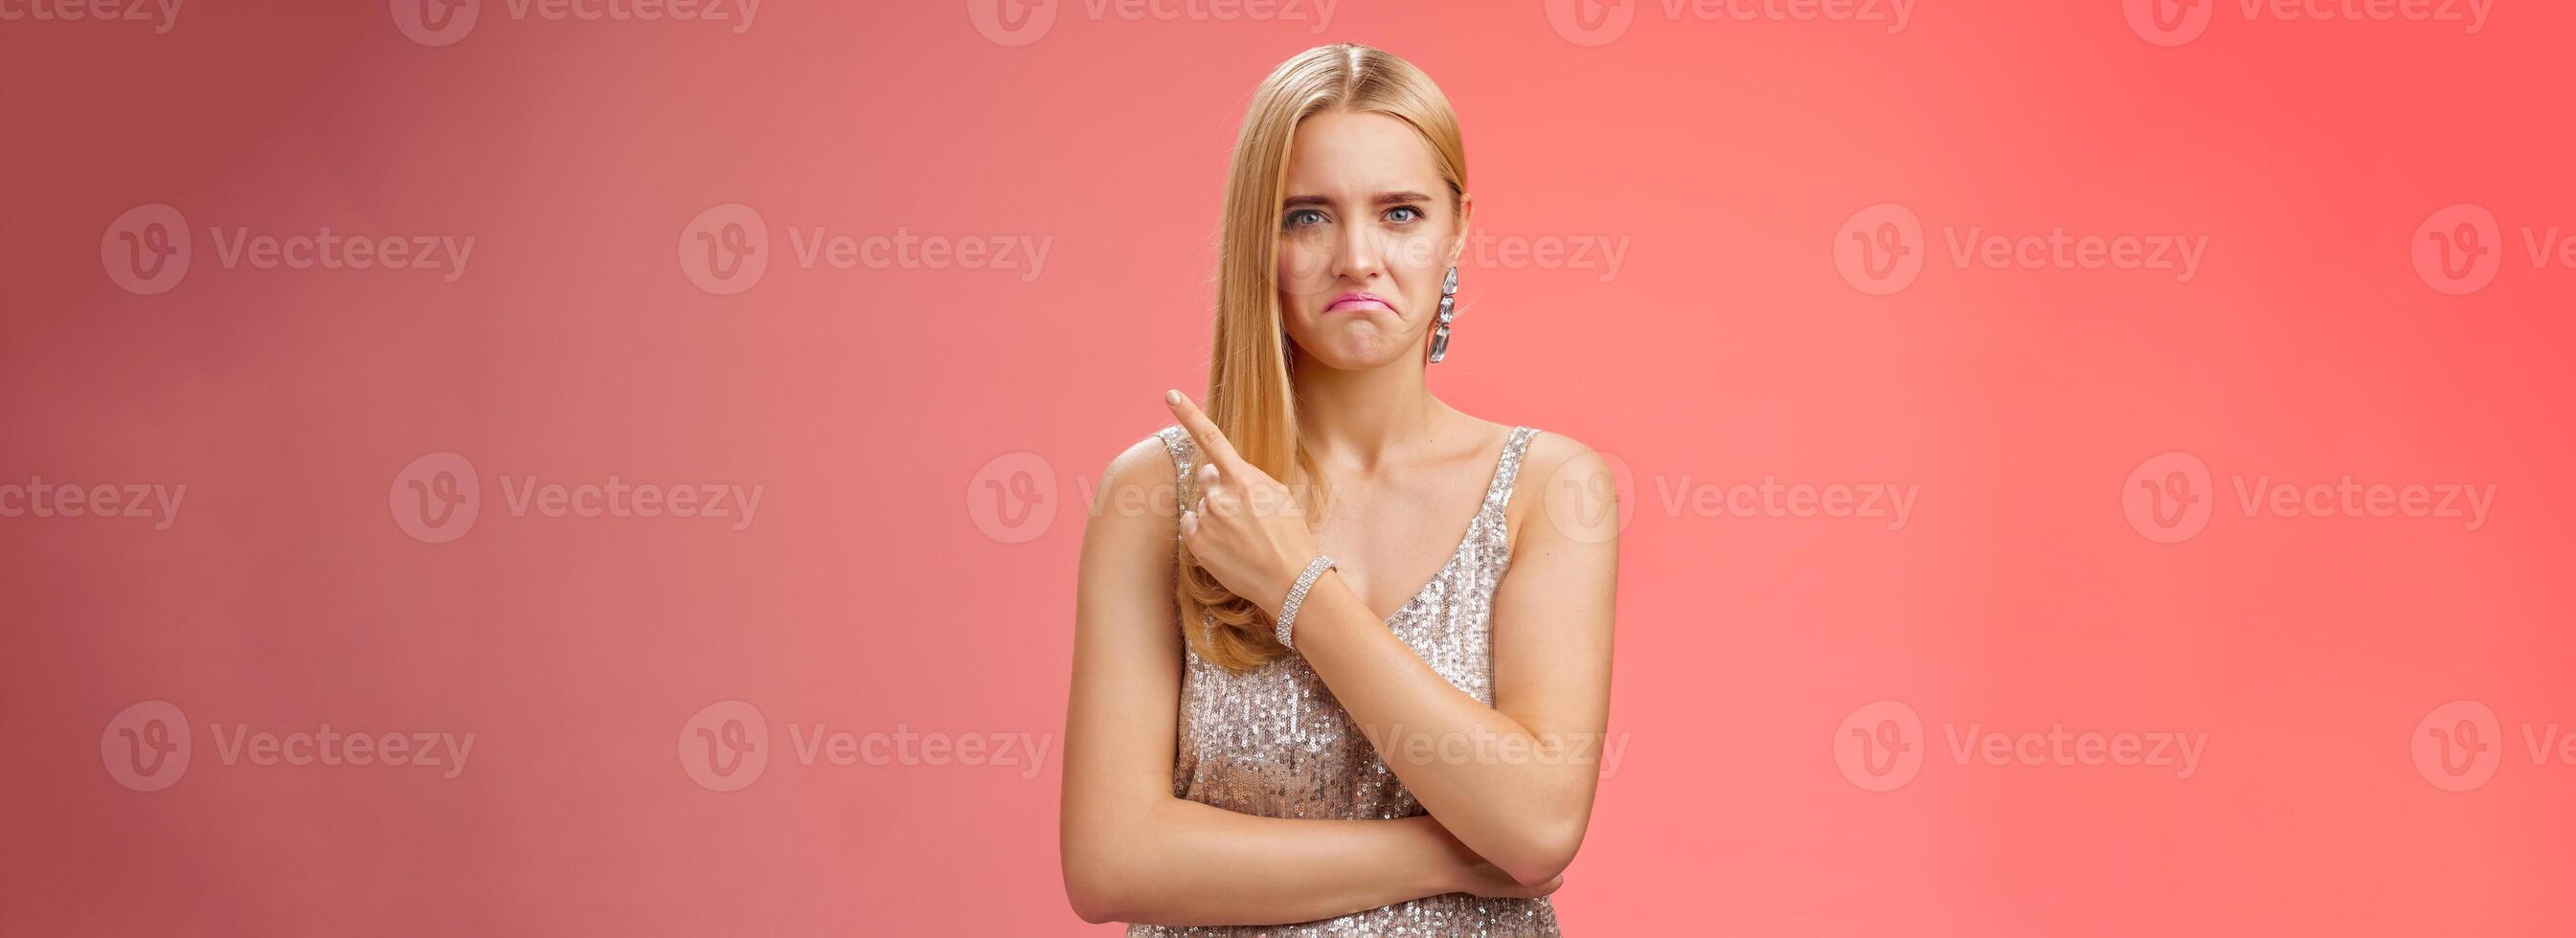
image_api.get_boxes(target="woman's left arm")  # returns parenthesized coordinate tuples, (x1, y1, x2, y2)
(1287, 438, 1618, 888)
(1165, 392, 1620, 888)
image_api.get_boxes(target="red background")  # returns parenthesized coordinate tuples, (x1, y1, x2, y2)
(4, 1, 2571, 934)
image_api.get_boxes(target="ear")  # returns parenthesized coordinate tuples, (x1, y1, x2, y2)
(1447, 191, 1476, 268)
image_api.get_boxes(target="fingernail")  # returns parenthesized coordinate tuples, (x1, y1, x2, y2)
(1165, 390, 1183, 405)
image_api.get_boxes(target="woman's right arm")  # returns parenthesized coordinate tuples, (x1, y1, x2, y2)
(1059, 435, 1553, 927)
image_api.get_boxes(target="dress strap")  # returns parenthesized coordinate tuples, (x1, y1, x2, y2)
(1478, 426, 1542, 526)
(1155, 424, 1199, 510)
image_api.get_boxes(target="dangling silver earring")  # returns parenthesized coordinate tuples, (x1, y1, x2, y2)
(1429, 265, 1457, 363)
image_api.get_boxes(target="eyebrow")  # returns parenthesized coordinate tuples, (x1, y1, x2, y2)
(1281, 191, 1435, 209)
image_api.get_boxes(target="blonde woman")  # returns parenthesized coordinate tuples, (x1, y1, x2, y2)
(1061, 43, 1620, 935)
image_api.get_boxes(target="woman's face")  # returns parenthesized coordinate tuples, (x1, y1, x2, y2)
(1275, 108, 1472, 369)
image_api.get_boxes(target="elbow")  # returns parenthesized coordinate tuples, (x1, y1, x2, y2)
(1494, 815, 1588, 888)
(1066, 845, 1148, 922)
(1067, 890, 1123, 927)
(1063, 863, 1133, 926)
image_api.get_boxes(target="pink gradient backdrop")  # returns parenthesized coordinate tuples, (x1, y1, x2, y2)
(5, 1, 2572, 934)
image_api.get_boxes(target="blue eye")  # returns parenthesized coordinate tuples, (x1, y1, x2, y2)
(1284, 209, 1326, 230)
(1387, 206, 1422, 223)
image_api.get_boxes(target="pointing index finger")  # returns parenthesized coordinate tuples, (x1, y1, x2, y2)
(1164, 390, 1247, 472)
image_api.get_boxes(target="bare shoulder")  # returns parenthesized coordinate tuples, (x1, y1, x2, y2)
(1518, 428, 1603, 481)
(1505, 428, 1619, 547)
(1084, 426, 1187, 536)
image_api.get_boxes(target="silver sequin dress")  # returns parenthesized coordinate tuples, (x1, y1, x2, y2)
(1130, 423, 1561, 938)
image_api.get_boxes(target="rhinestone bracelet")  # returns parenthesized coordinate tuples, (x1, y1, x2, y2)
(1275, 555, 1338, 649)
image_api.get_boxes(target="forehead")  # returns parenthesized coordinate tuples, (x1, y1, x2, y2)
(1281, 109, 1441, 194)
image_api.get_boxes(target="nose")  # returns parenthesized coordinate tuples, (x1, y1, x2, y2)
(1329, 216, 1383, 283)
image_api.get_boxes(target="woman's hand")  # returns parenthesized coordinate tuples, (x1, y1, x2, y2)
(1164, 390, 1322, 614)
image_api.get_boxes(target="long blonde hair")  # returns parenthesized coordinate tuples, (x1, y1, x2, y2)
(1178, 43, 1470, 673)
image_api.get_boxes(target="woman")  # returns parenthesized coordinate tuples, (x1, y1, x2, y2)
(1060, 43, 1620, 935)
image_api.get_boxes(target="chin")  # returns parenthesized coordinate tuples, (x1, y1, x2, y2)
(1296, 340, 1412, 370)
(1287, 315, 1419, 368)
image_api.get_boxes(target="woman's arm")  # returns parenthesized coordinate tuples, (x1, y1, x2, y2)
(1284, 436, 1619, 888)
(1160, 395, 1620, 890)
(1282, 440, 1617, 886)
(1058, 435, 1555, 927)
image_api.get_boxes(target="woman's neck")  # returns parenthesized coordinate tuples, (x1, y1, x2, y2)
(1289, 352, 1454, 474)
